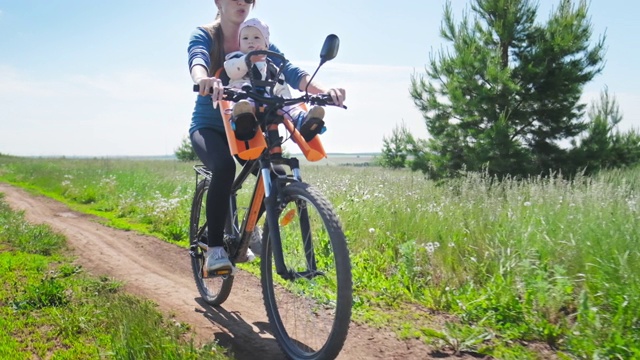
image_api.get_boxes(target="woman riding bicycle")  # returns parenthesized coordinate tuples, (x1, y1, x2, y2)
(188, 0, 346, 274)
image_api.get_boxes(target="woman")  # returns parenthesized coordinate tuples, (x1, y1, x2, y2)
(188, 0, 346, 274)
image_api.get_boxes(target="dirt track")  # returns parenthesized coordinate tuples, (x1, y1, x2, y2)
(1, 183, 463, 360)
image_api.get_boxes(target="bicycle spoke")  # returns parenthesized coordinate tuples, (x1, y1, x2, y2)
(190, 177, 234, 305)
(262, 182, 351, 360)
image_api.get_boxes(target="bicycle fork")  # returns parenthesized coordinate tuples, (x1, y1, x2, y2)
(259, 158, 320, 281)
(259, 159, 291, 279)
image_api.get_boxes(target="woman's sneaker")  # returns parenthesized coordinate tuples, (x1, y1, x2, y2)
(204, 246, 233, 277)
(298, 106, 326, 142)
(232, 100, 258, 141)
(249, 226, 262, 257)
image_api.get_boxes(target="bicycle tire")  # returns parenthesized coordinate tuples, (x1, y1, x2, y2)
(261, 182, 352, 360)
(190, 178, 234, 305)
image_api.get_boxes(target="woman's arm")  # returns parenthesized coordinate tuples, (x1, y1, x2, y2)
(188, 27, 224, 100)
(268, 43, 346, 107)
(188, 28, 212, 77)
(298, 75, 346, 108)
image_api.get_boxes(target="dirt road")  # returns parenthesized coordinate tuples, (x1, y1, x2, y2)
(1, 183, 456, 360)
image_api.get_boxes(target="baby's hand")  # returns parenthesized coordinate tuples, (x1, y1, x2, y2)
(250, 54, 267, 63)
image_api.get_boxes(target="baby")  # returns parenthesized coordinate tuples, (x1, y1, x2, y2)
(224, 18, 325, 142)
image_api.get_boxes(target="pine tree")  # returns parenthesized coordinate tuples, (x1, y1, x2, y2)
(410, 0, 605, 178)
(174, 136, 197, 162)
(570, 88, 640, 174)
(380, 121, 411, 169)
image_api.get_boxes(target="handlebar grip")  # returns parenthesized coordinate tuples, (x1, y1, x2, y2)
(193, 84, 217, 95)
(314, 94, 348, 109)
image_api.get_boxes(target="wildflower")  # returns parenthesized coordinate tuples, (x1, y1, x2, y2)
(368, 228, 375, 234)
(524, 201, 532, 207)
(424, 242, 435, 254)
(627, 197, 636, 212)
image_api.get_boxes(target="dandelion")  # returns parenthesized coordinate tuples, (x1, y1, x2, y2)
(424, 242, 435, 254)
(368, 228, 375, 234)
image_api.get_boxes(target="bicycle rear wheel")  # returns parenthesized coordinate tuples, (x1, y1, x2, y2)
(190, 178, 233, 305)
(261, 182, 352, 360)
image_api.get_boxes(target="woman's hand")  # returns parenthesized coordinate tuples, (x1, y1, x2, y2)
(300, 75, 347, 108)
(327, 87, 346, 108)
(197, 76, 224, 102)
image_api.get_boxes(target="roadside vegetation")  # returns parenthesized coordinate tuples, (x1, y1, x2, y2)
(1, 154, 638, 358)
(0, 189, 229, 359)
(3, 0, 639, 358)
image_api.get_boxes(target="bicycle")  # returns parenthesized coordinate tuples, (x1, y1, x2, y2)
(189, 35, 352, 360)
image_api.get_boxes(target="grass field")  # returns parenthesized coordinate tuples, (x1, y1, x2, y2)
(1, 153, 638, 359)
(0, 192, 229, 359)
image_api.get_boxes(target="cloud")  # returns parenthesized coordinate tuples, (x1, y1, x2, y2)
(289, 62, 430, 153)
(2, 62, 636, 157)
(0, 65, 195, 156)
(0, 62, 428, 156)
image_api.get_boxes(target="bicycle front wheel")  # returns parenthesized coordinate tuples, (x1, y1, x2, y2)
(190, 178, 233, 305)
(261, 182, 352, 360)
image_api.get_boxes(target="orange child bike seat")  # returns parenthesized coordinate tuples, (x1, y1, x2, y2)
(281, 103, 327, 162)
(214, 68, 327, 162)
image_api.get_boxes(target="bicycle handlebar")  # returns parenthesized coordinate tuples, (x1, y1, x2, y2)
(192, 84, 347, 109)
(243, 50, 286, 70)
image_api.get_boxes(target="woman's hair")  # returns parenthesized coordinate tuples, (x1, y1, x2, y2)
(202, 13, 224, 76)
(203, 2, 257, 76)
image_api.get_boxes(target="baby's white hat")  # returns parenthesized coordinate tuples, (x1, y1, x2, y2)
(239, 18, 270, 47)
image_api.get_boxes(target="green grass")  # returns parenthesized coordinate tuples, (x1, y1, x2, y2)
(0, 192, 230, 359)
(1, 153, 639, 358)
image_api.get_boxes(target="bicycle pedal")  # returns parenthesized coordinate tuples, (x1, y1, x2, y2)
(211, 268, 233, 276)
(203, 266, 236, 278)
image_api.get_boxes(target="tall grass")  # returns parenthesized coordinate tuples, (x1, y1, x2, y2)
(1, 154, 638, 358)
(0, 192, 229, 359)
(0, 156, 194, 242)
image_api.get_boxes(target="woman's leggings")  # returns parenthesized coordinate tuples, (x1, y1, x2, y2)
(190, 128, 236, 248)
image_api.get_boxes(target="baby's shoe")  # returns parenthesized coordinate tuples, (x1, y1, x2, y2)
(232, 100, 258, 141)
(298, 106, 326, 142)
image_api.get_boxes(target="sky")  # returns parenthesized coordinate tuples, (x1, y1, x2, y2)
(1, 0, 639, 157)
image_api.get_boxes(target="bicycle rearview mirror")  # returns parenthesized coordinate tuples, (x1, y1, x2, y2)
(320, 34, 340, 65)
(305, 34, 340, 95)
